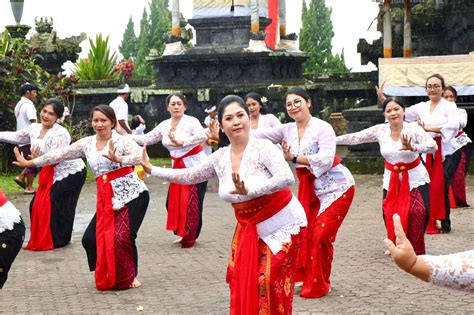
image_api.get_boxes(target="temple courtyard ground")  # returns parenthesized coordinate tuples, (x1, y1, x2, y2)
(2, 174, 473, 314)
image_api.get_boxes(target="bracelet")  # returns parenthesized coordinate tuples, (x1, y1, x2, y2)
(292, 156, 298, 164)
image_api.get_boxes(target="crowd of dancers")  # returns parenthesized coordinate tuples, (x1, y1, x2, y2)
(0, 73, 472, 314)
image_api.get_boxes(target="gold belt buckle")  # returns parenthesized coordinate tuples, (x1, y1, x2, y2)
(102, 174, 108, 182)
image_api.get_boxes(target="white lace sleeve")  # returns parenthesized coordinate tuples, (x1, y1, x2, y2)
(246, 140, 294, 199)
(251, 124, 285, 144)
(131, 123, 163, 146)
(404, 103, 421, 122)
(336, 125, 380, 145)
(409, 123, 438, 154)
(150, 155, 217, 184)
(34, 138, 86, 167)
(182, 116, 208, 147)
(421, 250, 474, 291)
(458, 108, 468, 129)
(440, 103, 462, 141)
(117, 135, 143, 166)
(0, 124, 34, 145)
(306, 124, 337, 178)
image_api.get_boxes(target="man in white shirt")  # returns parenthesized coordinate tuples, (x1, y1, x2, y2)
(109, 84, 132, 134)
(14, 83, 39, 194)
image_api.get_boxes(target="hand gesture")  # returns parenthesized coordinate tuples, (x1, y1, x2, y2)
(141, 144, 153, 174)
(281, 140, 292, 162)
(230, 172, 248, 195)
(376, 81, 386, 102)
(400, 134, 414, 151)
(102, 140, 123, 164)
(168, 131, 184, 147)
(12, 147, 34, 168)
(384, 214, 417, 272)
(209, 119, 220, 140)
(29, 146, 42, 159)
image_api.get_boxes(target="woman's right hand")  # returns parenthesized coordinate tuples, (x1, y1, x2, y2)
(141, 144, 153, 174)
(12, 147, 35, 168)
(384, 214, 417, 272)
(376, 81, 386, 103)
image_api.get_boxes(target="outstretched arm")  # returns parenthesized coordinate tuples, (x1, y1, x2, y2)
(142, 144, 216, 184)
(385, 214, 474, 291)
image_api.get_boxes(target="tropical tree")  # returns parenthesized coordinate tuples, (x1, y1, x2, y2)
(73, 34, 119, 81)
(299, 0, 348, 74)
(119, 16, 138, 61)
(128, 0, 171, 79)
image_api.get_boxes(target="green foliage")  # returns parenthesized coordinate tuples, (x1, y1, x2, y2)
(132, 0, 171, 79)
(299, 0, 348, 75)
(73, 34, 119, 81)
(119, 16, 138, 61)
(0, 31, 78, 173)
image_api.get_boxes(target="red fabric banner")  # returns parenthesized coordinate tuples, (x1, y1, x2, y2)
(265, 0, 279, 49)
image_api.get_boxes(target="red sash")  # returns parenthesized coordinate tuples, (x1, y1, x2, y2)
(296, 156, 341, 219)
(383, 157, 421, 242)
(24, 165, 55, 251)
(230, 188, 293, 315)
(425, 137, 446, 221)
(95, 167, 133, 291)
(295, 156, 340, 279)
(167, 145, 203, 236)
(0, 190, 7, 207)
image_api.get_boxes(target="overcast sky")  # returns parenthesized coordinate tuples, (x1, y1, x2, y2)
(0, 0, 380, 72)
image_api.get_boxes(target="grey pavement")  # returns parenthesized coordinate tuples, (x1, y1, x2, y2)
(1, 175, 473, 314)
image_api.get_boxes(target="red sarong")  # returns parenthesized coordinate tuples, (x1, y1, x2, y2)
(167, 145, 202, 237)
(95, 167, 133, 291)
(425, 137, 446, 233)
(229, 188, 293, 315)
(24, 165, 55, 251)
(383, 157, 421, 243)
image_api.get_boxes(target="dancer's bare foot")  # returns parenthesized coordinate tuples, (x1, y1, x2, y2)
(130, 278, 141, 288)
(172, 237, 183, 244)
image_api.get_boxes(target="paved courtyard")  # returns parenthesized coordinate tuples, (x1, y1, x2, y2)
(1, 174, 473, 314)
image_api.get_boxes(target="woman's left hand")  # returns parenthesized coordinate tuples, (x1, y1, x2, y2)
(12, 147, 35, 168)
(281, 140, 293, 162)
(29, 146, 42, 159)
(230, 172, 248, 195)
(102, 140, 123, 164)
(400, 134, 414, 151)
(168, 131, 184, 147)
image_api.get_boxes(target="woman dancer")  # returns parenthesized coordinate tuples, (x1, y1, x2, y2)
(337, 97, 437, 255)
(0, 98, 86, 250)
(377, 74, 461, 233)
(142, 95, 307, 314)
(245, 92, 281, 130)
(14, 105, 149, 290)
(385, 214, 473, 292)
(131, 93, 207, 248)
(252, 87, 355, 298)
(0, 189, 25, 289)
(443, 86, 471, 207)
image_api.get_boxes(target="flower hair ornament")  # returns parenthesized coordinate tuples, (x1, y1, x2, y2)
(260, 96, 268, 105)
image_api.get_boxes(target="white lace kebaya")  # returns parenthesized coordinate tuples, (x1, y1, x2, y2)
(33, 131, 147, 210)
(0, 123, 85, 183)
(421, 250, 474, 291)
(404, 98, 460, 159)
(131, 114, 208, 167)
(336, 122, 437, 191)
(150, 138, 307, 254)
(252, 117, 355, 216)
